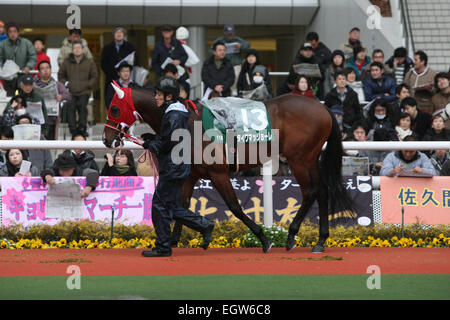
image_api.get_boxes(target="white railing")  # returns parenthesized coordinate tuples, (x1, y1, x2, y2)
(1, 140, 450, 151)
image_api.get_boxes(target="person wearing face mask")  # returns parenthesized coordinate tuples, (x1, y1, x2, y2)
(2, 94, 41, 127)
(363, 98, 397, 141)
(140, 76, 215, 257)
(330, 104, 347, 140)
(237, 49, 272, 97)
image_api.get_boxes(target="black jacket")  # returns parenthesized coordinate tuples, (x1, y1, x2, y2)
(325, 86, 363, 129)
(100, 163, 138, 176)
(312, 42, 332, 76)
(422, 128, 450, 141)
(201, 56, 235, 97)
(411, 110, 432, 140)
(62, 150, 99, 173)
(101, 41, 137, 83)
(145, 102, 191, 180)
(151, 38, 188, 76)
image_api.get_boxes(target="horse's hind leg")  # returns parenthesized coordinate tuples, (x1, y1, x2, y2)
(209, 170, 273, 253)
(312, 179, 329, 253)
(285, 161, 320, 251)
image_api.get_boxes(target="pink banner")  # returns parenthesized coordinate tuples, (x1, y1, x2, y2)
(1, 176, 156, 227)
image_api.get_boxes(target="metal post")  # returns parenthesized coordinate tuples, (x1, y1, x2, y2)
(262, 160, 273, 228)
(401, 206, 405, 238)
(110, 208, 115, 246)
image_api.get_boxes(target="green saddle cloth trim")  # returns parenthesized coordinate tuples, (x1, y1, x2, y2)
(202, 97, 273, 144)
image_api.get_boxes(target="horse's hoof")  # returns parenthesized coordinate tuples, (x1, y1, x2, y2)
(262, 240, 273, 253)
(311, 244, 324, 254)
(285, 235, 296, 251)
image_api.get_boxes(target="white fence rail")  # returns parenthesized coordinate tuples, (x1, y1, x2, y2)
(1, 140, 450, 151)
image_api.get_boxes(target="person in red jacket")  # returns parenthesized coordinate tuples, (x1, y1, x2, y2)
(33, 38, 50, 72)
(291, 75, 316, 99)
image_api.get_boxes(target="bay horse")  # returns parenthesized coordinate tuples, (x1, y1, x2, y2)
(102, 85, 352, 253)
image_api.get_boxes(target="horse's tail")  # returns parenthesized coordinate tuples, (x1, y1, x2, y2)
(320, 108, 353, 213)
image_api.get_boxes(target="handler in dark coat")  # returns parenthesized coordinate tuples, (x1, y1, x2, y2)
(140, 76, 214, 257)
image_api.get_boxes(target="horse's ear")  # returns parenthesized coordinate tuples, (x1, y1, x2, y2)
(111, 81, 125, 99)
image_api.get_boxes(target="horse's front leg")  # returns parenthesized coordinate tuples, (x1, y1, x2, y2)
(208, 169, 273, 253)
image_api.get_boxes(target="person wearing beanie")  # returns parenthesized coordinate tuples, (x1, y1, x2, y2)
(339, 27, 370, 63)
(101, 26, 137, 100)
(210, 25, 250, 96)
(323, 49, 346, 96)
(57, 28, 93, 67)
(237, 49, 273, 98)
(41, 152, 100, 199)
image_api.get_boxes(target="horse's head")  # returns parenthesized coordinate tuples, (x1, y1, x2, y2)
(103, 81, 141, 148)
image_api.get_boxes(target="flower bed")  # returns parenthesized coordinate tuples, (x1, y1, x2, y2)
(1, 219, 449, 249)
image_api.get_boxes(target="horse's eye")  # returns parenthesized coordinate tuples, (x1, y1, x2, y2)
(110, 105, 120, 118)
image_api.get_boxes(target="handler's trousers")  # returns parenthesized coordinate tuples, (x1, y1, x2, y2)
(152, 178, 213, 253)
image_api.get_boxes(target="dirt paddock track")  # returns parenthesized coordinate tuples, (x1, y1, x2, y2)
(1, 247, 448, 277)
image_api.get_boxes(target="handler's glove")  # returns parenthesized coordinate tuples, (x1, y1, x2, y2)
(141, 133, 156, 149)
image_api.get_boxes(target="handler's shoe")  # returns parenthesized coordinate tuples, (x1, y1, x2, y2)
(200, 222, 215, 250)
(141, 249, 172, 257)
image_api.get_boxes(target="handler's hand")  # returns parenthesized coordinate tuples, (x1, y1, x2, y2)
(45, 175, 55, 185)
(80, 186, 92, 199)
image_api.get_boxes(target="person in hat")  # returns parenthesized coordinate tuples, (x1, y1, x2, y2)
(329, 104, 347, 139)
(0, 22, 37, 95)
(210, 24, 250, 96)
(1, 74, 49, 135)
(2, 95, 31, 127)
(237, 49, 273, 98)
(277, 42, 320, 96)
(323, 49, 346, 96)
(0, 20, 7, 43)
(101, 26, 137, 99)
(57, 28, 93, 67)
(151, 25, 188, 77)
(41, 152, 100, 199)
(339, 27, 370, 63)
(140, 76, 215, 257)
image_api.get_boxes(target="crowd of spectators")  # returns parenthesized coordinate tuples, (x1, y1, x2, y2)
(0, 21, 449, 179)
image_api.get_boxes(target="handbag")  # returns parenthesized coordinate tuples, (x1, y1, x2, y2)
(137, 149, 157, 176)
